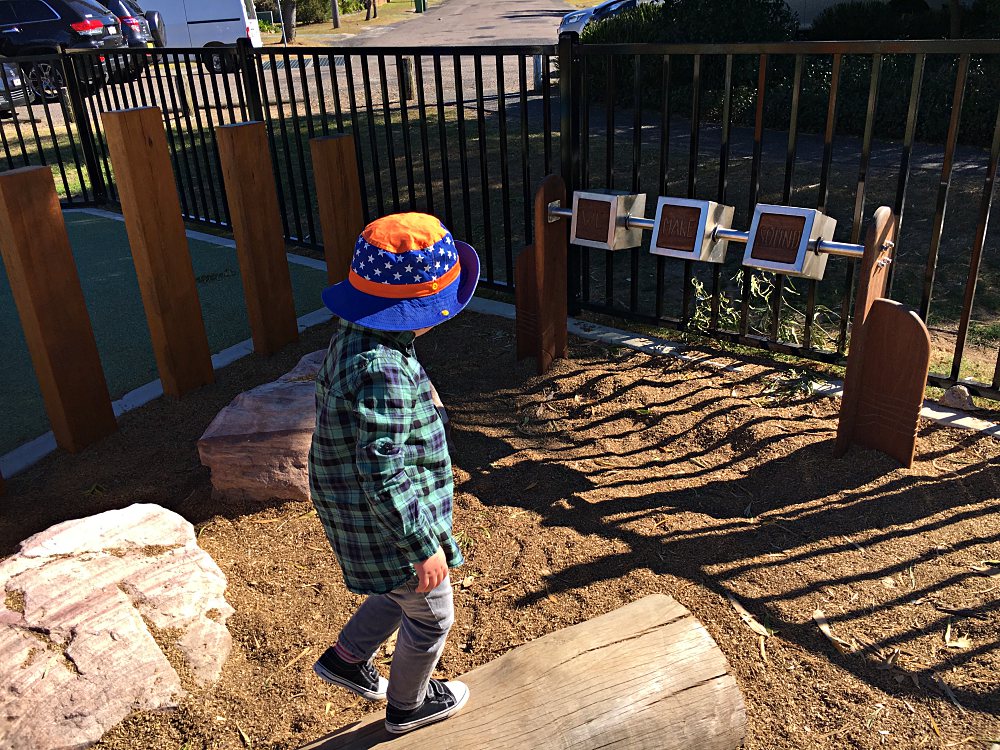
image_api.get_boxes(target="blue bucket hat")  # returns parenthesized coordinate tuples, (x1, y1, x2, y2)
(321, 213, 480, 332)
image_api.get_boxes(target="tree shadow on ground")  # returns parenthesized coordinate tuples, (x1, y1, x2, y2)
(449, 348, 1000, 714)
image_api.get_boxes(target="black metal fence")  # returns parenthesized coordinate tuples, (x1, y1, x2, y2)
(2, 37, 999, 400)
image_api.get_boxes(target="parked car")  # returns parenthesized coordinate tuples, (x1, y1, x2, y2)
(0, 0, 126, 101)
(101, 0, 155, 81)
(0, 58, 28, 114)
(152, 0, 261, 73)
(558, 0, 657, 36)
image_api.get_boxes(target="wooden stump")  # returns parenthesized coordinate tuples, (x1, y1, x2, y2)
(216, 121, 299, 357)
(0, 166, 117, 453)
(102, 107, 214, 398)
(311, 134, 365, 286)
(301, 594, 746, 750)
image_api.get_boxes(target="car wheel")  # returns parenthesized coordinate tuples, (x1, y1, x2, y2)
(203, 46, 237, 75)
(23, 61, 64, 103)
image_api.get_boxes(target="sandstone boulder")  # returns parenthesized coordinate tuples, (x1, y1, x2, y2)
(198, 350, 325, 503)
(0, 503, 233, 750)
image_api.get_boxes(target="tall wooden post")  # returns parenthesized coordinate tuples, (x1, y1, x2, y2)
(516, 175, 568, 375)
(216, 122, 299, 357)
(836, 207, 930, 468)
(102, 106, 214, 398)
(0, 167, 117, 452)
(310, 134, 365, 285)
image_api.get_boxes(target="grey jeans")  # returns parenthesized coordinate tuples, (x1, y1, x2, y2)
(338, 575, 454, 710)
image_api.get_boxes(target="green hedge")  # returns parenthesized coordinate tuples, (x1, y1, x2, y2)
(580, 0, 1000, 146)
(254, 0, 365, 25)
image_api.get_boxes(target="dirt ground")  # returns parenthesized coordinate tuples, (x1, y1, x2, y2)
(2, 310, 999, 750)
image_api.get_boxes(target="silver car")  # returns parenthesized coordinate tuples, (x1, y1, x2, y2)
(558, 0, 658, 36)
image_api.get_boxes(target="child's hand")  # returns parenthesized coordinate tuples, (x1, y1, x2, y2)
(414, 546, 448, 592)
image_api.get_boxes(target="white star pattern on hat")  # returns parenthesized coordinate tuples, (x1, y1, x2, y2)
(374, 268, 381, 276)
(393, 272, 402, 280)
(444, 236, 453, 245)
(404, 264, 413, 272)
(385, 262, 392, 269)
(424, 265, 431, 272)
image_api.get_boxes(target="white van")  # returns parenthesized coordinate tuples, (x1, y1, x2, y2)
(153, 0, 262, 71)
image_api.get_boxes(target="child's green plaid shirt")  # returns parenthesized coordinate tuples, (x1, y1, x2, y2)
(308, 319, 463, 595)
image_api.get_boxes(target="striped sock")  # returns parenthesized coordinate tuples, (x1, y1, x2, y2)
(333, 641, 362, 664)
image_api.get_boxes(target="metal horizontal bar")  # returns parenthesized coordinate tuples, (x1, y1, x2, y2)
(818, 239, 865, 259)
(548, 206, 573, 221)
(625, 215, 655, 230)
(64, 44, 559, 58)
(577, 39, 1000, 56)
(714, 227, 749, 244)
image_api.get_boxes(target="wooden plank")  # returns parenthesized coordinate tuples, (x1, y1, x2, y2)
(101, 107, 214, 398)
(216, 121, 299, 357)
(311, 134, 365, 286)
(0, 166, 117, 452)
(836, 206, 900, 460)
(852, 300, 931, 467)
(300, 594, 746, 750)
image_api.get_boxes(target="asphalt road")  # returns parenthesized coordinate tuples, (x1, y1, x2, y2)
(335, 0, 573, 47)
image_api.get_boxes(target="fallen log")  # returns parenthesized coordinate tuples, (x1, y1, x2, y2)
(302, 594, 746, 750)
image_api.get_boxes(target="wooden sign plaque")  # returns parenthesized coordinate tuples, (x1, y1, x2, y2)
(570, 191, 645, 251)
(650, 197, 735, 263)
(743, 205, 836, 280)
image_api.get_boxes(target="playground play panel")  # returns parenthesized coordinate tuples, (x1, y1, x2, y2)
(3, 312, 997, 750)
(0, 209, 328, 456)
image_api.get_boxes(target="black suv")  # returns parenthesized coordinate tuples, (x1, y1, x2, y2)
(0, 0, 125, 100)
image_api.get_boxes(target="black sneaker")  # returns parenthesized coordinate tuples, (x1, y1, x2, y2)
(385, 679, 470, 735)
(313, 647, 388, 701)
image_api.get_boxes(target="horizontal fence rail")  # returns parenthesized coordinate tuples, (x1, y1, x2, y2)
(0, 37, 998, 401)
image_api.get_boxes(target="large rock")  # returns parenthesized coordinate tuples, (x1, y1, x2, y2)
(0, 503, 233, 750)
(199, 350, 325, 503)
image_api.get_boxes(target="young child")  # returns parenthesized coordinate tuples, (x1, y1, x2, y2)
(308, 212, 479, 735)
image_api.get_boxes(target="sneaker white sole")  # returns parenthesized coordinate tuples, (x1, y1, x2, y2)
(384, 681, 470, 735)
(313, 660, 388, 701)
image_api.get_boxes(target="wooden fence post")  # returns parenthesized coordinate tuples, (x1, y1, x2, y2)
(310, 134, 365, 285)
(216, 121, 299, 357)
(516, 174, 568, 375)
(0, 166, 117, 452)
(102, 106, 214, 398)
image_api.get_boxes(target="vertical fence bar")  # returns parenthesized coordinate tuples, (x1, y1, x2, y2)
(681, 53, 702, 327)
(497, 54, 514, 284)
(920, 53, 969, 322)
(519, 54, 532, 247)
(314, 54, 331, 136)
(805, 52, 841, 350)
(739, 53, 767, 338)
(655, 54, 672, 321)
(360, 55, 385, 216)
(454, 54, 474, 237)
(415, 56, 434, 215)
(254, 52, 291, 239)
(604, 53, 615, 306)
(267, 52, 303, 240)
(395, 55, 417, 210)
(433, 54, 453, 229)
(343, 54, 372, 221)
(837, 53, 882, 353)
(282, 50, 316, 243)
(887, 53, 925, 295)
(951, 100, 1000, 380)
(473, 54, 494, 283)
(709, 53, 732, 331)
(630, 53, 642, 313)
(542, 53, 552, 174)
(377, 55, 401, 212)
(580, 54, 591, 302)
(151, 53, 192, 218)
